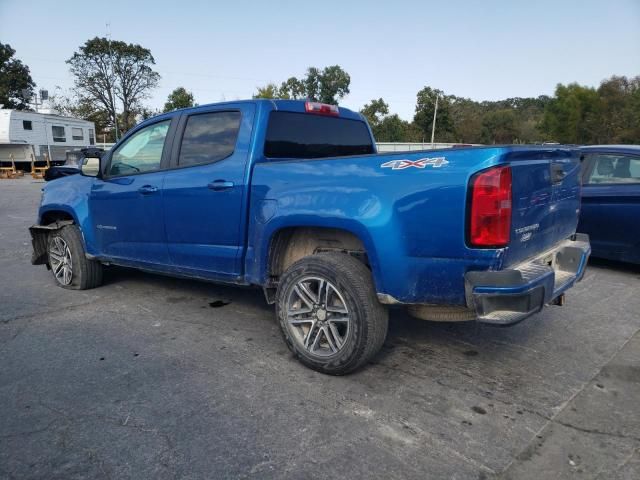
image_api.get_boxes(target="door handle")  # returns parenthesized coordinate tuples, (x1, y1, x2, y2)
(208, 180, 235, 191)
(138, 185, 159, 194)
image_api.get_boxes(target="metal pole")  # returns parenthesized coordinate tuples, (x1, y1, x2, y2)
(430, 94, 438, 149)
(106, 23, 120, 141)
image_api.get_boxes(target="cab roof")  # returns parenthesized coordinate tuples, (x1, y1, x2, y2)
(164, 99, 364, 122)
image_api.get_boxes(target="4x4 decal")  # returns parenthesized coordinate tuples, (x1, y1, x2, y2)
(381, 157, 449, 170)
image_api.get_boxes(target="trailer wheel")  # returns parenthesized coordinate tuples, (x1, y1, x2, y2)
(276, 252, 388, 375)
(47, 225, 103, 290)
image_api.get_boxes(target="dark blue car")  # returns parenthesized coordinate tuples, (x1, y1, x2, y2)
(578, 145, 640, 264)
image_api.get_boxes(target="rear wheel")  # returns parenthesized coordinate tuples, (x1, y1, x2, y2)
(276, 252, 388, 375)
(47, 225, 103, 290)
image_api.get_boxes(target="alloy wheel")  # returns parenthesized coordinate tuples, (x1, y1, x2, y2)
(285, 276, 351, 358)
(49, 236, 73, 286)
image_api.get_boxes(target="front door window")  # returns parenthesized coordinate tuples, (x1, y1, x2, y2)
(109, 120, 171, 176)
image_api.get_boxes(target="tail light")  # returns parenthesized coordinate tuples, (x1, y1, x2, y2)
(305, 101, 339, 116)
(468, 165, 512, 248)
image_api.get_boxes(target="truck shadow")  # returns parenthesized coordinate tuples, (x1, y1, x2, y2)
(101, 265, 273, 314)
(99, 264, 574, 373)
(371, 306, 558, 374)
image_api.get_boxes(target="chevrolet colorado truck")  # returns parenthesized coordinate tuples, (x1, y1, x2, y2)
(30, 100, 591, 374)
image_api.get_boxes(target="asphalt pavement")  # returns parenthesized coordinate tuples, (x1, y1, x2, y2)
(1, 177, 639, 479)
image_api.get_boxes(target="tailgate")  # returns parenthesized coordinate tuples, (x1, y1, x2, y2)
(503, 148, 582, 266)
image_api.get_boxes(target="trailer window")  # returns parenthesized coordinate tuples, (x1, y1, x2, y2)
(23, 120, 32, 130)
(89, 129, 95, 145)
(52, 126, 66, 142)
(72, 127, 84, 141)
(264, 111, 374, 159)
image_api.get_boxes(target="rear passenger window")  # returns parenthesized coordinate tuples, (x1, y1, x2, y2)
(178, 111, 241, 166)
(585, 154, 640, 185)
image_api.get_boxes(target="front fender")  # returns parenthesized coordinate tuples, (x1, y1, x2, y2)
(38, 174, 97, 255)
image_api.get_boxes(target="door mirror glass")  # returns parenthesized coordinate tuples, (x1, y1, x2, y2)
(81, 156, 101, 177)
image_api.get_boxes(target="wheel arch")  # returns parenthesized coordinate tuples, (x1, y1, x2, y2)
(261, 224, 383, 300)
(31, 208, 86, 266)
(40, 208, 77, 225)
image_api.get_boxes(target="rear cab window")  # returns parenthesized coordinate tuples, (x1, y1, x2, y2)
(264, 111, 374, 159)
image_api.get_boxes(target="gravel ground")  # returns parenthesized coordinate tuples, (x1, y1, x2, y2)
(1, 177, 639, 479)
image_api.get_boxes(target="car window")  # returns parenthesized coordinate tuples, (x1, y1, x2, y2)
(264, 111, 375, 159)
(109, 120, 171, 176)
(585, 154, 640, 185)
(178, 111, 241, 166)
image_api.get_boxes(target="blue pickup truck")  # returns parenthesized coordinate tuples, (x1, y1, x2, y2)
(30, 100, 591, 374)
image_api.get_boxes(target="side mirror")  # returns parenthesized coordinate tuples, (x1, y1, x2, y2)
(81, 156, 101, 177)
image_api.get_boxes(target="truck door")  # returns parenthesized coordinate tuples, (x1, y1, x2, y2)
(579, 152, 640, 261)
(162, 103, 256, 279)
(88, 118, 176, 265)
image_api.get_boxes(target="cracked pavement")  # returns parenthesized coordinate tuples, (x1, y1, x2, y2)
(1, 177, 639, 479)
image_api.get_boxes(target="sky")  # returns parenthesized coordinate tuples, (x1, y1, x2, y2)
(1, 0, 639, 120)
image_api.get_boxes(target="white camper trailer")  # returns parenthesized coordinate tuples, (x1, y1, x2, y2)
(0, 109, 96, 166)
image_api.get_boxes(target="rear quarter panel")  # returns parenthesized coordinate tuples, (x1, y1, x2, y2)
(246, 148, 510, 305)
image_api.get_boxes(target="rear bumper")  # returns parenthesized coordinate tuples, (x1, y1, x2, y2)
(465, 234, 591, 325)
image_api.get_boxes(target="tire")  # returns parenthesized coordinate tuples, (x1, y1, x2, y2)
(47, 225, 103, 290)
(276, 252, 388, 375)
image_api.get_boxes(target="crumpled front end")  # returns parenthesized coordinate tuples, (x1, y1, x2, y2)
(29, 220, 74, 265)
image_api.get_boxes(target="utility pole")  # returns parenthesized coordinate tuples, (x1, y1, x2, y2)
(106, 23, 120, 141)
(430, 94, 439, 149)
(23, 89, 46, 112)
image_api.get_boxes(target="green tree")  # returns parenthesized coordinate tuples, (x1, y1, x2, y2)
(597, 75, 640, 143)
(541, 83, 600, 143)
(52, 91, 114, 141)
(278, 77, 305, 99)
(0, 43, 35, 110)
(163, 87, 195, 112)
(413, 87, 455, 142)
(448, 96, 483, 143)
(253, 83, 281, 99)
(360, 99, 413, 142)
(360, 98, 389, 128)
(253, 65, 351, 104)
(304, 65, 350, 104)
(376, 115, 412, 142)
(481, 109, 518, 144)
(67, 37, 160, 135)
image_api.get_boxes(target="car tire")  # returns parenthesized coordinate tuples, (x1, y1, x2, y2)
(47, 225, 103, 290)
(276, 252, 388, 375)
